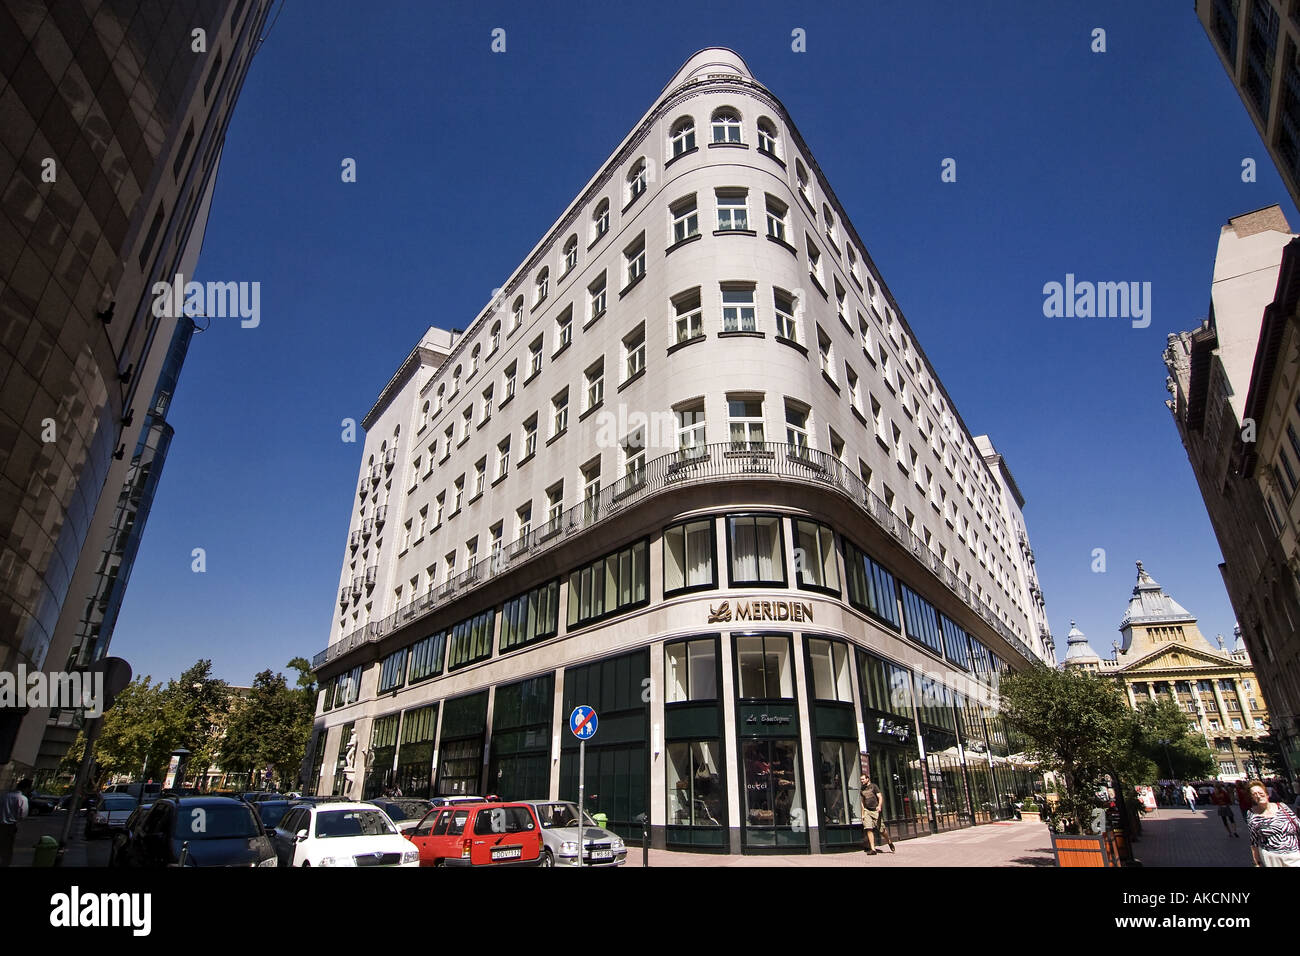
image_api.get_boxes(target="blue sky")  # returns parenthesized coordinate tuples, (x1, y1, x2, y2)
(109, 0, 1295, 685)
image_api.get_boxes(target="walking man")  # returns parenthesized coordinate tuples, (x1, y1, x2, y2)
(1212, 782, 1239, 837)
(1183, 782, 1198, 813)
(0, 778, 33, 867)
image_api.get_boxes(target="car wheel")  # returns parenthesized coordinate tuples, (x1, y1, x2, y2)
(539, 848, 554, 868)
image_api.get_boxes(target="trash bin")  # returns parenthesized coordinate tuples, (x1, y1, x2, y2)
(32, 835, 59, 867)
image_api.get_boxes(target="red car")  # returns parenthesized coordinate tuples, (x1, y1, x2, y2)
(405, 802, 543, 867)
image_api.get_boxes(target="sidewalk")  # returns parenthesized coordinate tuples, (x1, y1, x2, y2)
(5, 812, 111, 867)
(625, 818, 1055, 867)
(1130, 806, 1254, 868)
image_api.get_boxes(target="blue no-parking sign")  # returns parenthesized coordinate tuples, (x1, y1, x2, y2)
(570, 705, 598, 739)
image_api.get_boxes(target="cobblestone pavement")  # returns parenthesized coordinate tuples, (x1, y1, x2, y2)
(625, 819, 1055, 867)
(1129, 806, 1254, 868)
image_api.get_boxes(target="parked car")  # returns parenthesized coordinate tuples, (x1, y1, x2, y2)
(523, 800, 627, 867)
(251, 799, 297, 831)
(108, 803, 154, 866)
(269, 802, 418, 867)
(405, 802, 543, 867)
(57, 793, 98, 814)
(86, 793, 141, 839)
(366, 798, 435, 834)
(113, 796, 276, 867)
(429, 794, 486, 808)
(28, 793, 59, 815)
(240, 791, 280, 804)
(103, 783, 163, 802)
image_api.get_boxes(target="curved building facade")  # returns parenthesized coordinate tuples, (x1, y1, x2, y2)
(309, 49, 1052, 852)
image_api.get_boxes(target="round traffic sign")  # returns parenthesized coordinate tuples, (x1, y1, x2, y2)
(569, 705, 598, 740)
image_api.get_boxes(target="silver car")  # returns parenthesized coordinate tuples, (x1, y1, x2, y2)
(523, 800, 627, 867)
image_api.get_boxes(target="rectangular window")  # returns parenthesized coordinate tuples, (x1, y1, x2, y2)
(807, 638, 853, 702)
(523, 414, 538, 459)
(671, 196, 699, 244)
(623, 431, 646, 484)
(557, 309, 573, 350)
(552, 389, 569, 436)
(793, 520, 839, 593)
(497, 438, 510, 479)
(859, 654, 913, 719)
(716, 189, 749, 231)
(664, 518, 716, 594)
(625, 234, 646, 285)
(474, 459, 486, 498)
(408, 630, 447, 683)
(589, 273, 608, 322)
(766, 196, 788, 243)
(528, 336, 544, 377)
(516, 503, 531, 540)
(666, 638, 719, 702)
(566, 539, 650, 627)
(899, 583, 943, 655)
(774, 289, 797, 341)
(624, 325, 646, 379)
(585, 359, 605, 410)
(735, 635, 793, 698)
(378, 647, 409, 693)
(676, 401, 707, 457)
(843, 537, 900, 629)
(817, 327, 834, 379)
(722, 287, 756, 333)
(446, 608, 496, 670)
(674, 289, 703, 344)
(939, 615, 972, 671)
(500, 579, 560, 652)
(503, 362, 517, 401)
(481, 385, 493, 423)
(728, 514, 786, 585)
(785, 401, 809, 450)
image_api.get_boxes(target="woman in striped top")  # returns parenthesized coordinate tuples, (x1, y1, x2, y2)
(1247, 779, 1300, 867)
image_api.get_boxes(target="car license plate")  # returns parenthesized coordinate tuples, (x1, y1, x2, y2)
(491, 846, 521, 860)
(589, 850, 613, 860)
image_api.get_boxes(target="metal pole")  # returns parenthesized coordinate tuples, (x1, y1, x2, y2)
(55, 715, 103, 865)
(577, 738, 585, 869)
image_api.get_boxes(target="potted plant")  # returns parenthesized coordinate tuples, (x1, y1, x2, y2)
(1020, 798, 1041, 823)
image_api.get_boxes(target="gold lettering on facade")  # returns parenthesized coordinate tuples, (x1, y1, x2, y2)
(705, 600, 814, 624)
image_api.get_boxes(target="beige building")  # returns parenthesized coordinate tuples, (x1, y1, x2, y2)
(308, 48, 1053, 854)
(1198, 0, 1300, 209)
(1065, 563, 1270, 780)
(1165, 205, 1300, 782)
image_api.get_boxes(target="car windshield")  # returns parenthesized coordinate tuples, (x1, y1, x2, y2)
(387, 800, 431, 821)
(314, 809, 396, 839)
(535, 803, 597, 829)
(102, 795, 138, 810)
(173, 804, 262, 840)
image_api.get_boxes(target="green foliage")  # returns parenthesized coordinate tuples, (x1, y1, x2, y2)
(1242, 725, 1289, 778)
(219, 661, 317, 790)
(59, 677, 178, 787)
(1131, 699, 1215, 782)
(998, 665, 1135, 834)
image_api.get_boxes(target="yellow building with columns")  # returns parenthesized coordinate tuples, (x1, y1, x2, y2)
(1063, 562, 1271, 780)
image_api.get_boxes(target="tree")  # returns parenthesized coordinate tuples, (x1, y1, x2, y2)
(998, 665, 1136, 833)
(162, 660, 231, 785)
(218, 660, 317, 791)
(59, 677, 180, 789)
(1132, 698, 1216, 782)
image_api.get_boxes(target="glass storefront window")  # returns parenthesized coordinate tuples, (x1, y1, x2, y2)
(728, 515, 786, 585)
(900, 583, 943, 655)
(364, 714, 400, 798)
(664, 519, 716, 594)
(742, 740, 804, 832)
(567, 539, 650, 627)
(378, 649, 408, 693)
(447, 608, 495, 670)
(332, 723, 355, 796)
(408, 630, 446, 683)
(842, 536, 900, 628)
(667, 740, 724, 826)
(394, 704, 437, 798)
(859, 651, 915, 719)
(500, 579, 559, 652)
(793, 520, 839, 593)
(666, 638, 718, 702)
(808, 638, 853, 702)
(940, 614, 972, 671)
(736, 635, 793, 699)
(817, 740, 861, 825)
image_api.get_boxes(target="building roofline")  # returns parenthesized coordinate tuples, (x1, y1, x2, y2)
(1240, 236, 1300, 476)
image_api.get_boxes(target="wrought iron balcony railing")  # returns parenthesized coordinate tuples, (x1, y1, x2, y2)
(313, 442, 1039, 668)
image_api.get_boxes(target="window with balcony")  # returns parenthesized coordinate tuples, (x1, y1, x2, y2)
(727, 396, 764, 450)
(623, 428, 646, 485)
(546, 482, 564, 525)
(785, 401, 809, 450)
(516, 503, 532, 540)
(676, 400, 707, 457)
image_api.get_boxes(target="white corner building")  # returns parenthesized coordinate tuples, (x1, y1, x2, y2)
(307, 49, 1054, 854)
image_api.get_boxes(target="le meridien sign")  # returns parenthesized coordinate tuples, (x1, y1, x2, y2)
(707, 600, 814, 624)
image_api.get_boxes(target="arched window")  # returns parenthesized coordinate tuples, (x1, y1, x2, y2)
(490, 321, 501, 353)
(711, 108, 742, 144)
(822, 205, 837, 244)
(593, 199, 610, 241)
(511, 296, 524, 331)
(563, 235, 578, 274)
(470, 343, 481, 374)
(796, 160, 811, 203)
(670, 117, 696, 157)
(627, 158, 648, 202)
(436, 384, 445, 412)
(421, 400, 430, 427)
(452, 365, 461, 394)
(757, 117, 778, 155)
(535, 267, 549, 304)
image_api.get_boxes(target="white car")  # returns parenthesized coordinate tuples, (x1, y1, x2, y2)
(269, 802, 419, 867)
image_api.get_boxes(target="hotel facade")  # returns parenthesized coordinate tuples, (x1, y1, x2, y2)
(308, 49, 1054, 853)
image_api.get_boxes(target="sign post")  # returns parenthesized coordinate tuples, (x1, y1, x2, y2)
(569, 705, 598, 869)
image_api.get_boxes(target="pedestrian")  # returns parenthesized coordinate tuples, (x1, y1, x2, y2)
(1211, 782, 1239, 837)
(859, 772, 893, 855)
(1246, 779, 1300, 867)
(0, 778, 33, 867)
(1236, 780, 1252, 815)
(1183, 782, 1198, 812)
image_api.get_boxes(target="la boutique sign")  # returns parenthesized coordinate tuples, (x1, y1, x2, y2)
(707, 599, 814, 624)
